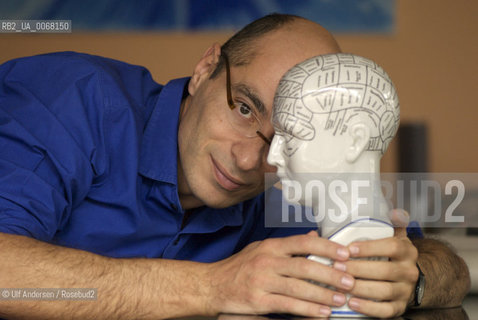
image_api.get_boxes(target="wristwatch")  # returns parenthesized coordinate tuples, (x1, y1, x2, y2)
(413, 263, 426, 307)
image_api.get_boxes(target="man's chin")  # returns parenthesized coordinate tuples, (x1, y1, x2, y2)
(201, 189, 261, 209)
(202, 196, 245, 209)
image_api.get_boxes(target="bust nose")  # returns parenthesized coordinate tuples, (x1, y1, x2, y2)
(267, 135, 285, 168)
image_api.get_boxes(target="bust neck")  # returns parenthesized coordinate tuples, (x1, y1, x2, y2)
(312, 152, 391, 237)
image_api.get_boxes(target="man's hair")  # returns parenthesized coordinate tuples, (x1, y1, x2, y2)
(210, 13, 301, 79)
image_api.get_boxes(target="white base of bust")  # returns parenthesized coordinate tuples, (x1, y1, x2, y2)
(308, 218, 394, 317)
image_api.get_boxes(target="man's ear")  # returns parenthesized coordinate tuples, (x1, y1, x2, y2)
(188, 43, 221, 96)
(345, 123, 370, 163)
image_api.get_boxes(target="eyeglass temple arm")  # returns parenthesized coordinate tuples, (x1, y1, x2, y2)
(224, 54, 271, 146)
(223, 54, 235, 110)
(256, 131, 272, 146)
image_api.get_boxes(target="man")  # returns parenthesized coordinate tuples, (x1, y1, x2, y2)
(0, 14, 470, 319)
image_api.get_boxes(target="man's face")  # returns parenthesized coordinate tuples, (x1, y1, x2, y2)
(177, 48, 278, 209)
(177, 24, 340, 209)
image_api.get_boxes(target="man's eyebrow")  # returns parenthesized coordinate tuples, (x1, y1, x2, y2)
(232, 83, 266, 116)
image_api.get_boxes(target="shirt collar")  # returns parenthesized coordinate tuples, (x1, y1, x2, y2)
(183, 203, 245, 233)
(138, 76, 245, 228)
(138, 77, 189, 184)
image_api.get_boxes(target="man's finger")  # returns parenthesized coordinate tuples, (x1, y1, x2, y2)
(348, 297, 406, 319)
(389, 209, 410, 238)
(262, 294, 332, 318)
(389, 209, 410, 228)
(347, 237, 416, 260)
(267, 275, 348, 308)
(341, 260, 402, 281)
(277, 257, 355, 292)
(264, 234, 349, 261)
(350, 278, 410, 301)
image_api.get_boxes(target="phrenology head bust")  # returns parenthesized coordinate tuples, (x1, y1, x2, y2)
(268, 53, 400, 175)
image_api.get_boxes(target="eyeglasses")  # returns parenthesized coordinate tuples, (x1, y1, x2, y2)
(223, 53, 272, 145)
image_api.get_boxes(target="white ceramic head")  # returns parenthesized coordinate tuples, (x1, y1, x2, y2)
(268, 53, 399, 185)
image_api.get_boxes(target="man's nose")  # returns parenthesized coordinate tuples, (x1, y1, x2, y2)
(232, 136, 271, 172)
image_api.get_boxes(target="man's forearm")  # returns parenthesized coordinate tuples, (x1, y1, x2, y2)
(412, 238, 471, 308)
(0, 233, 213, 319)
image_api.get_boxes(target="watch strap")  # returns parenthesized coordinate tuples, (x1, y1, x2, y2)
(413, 262, 426, 307)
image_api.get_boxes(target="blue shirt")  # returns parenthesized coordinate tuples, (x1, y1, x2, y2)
(0, 52, 421, 263)
(0, 52, 307, 262)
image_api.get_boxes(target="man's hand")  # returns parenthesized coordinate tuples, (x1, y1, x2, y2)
(337, 209, 419, 318)
(206, 231, 354, 317)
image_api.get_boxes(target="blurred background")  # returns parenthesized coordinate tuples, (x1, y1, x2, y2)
(1, 0, 477, 173)
(0, 0, 477, 312)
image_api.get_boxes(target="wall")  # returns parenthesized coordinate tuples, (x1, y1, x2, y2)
(338, 0, 478, 172)
(1, 0, 477, 172)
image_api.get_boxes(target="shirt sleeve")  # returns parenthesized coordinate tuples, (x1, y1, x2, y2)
(406, 221, 424, 239)
(0, 52, 108, 241)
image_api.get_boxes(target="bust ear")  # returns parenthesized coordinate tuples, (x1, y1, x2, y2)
(345, 123, 370, 163)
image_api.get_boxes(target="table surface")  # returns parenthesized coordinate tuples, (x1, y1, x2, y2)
(463, 294, 478, 319)
(177, 294, 478, 320)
